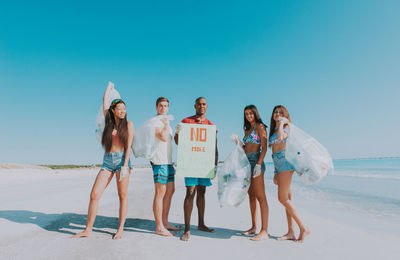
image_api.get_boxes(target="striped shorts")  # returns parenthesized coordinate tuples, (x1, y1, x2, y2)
(151, 164, 175, 184)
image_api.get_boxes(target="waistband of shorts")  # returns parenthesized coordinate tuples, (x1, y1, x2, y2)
(246, 151, 261, 161)
(272, 149, 286, 157)
(104, 150, 126, 156)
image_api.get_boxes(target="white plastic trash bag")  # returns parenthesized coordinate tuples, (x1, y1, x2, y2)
(132, 115, 174, 159)
(95, 88, 121, 143)
(285, 123, 334, 184)
(217, 136, 251, 207)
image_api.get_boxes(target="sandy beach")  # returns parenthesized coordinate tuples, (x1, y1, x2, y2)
(0, 166, 399, 260)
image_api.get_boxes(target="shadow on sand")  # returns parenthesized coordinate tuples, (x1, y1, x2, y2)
(0, 210, 244, 239)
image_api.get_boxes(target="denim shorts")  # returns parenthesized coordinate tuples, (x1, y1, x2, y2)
(101, 150, 132, 173)
(272, 149, 294, 174)
(246, 152, 266, 174)
(151, 164, 175, 184)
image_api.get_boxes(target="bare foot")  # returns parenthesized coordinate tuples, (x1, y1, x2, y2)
(198, 225, 215, 233)
(180, 231, 190, 241)
(297, 228, 310, 243)
(70, 230, 92, 238)
(164, 223, 181, 231)
(250, 231, 269, 241)
(242, 227, 257, 236)
(277, 231, 296, 241)
(156, 228, 174, 237)
(113, 230, 124, 240)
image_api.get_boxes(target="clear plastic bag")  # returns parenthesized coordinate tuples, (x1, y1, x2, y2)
(132, 115, 174, 159)
(95, 88, 121, 143)
(217, 136, 251, 207)
(285, 123, 334, 184)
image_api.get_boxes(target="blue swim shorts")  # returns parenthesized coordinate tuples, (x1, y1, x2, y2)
(184, 177, 212, 187)
(151, 164, 175, 184)
(101, 150, 132, 173)
(272, 149, 295, 174)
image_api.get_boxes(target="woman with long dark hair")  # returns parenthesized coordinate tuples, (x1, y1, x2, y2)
(241, 105, 269, 241)
(72, 82, 134, 240)
(269, 105, 310, 242)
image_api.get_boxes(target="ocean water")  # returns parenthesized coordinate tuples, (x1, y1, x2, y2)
(264, 158, 400, 235)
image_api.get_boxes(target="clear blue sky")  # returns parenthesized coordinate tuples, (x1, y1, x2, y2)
(1, 0, 399, 164)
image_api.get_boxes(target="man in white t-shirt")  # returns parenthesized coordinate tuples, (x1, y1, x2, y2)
(150, 97, 180, 236)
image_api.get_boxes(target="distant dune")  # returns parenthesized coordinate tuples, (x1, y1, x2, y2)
(0, 163, 49, 170)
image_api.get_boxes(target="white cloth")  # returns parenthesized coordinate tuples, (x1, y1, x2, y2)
(150, 120, 173, 165)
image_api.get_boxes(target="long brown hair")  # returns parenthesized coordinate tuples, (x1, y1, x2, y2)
(101, 100, 128, 153)
(268, 105, 291, 146)
(243, 105, 267, 131)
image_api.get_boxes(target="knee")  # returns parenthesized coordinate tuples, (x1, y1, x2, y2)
(197, 187, 206, 197)
(278, 195, 289, 206)
(155, 185, 167, 197)
(256, 193, 267, 203)
(90, 191, 101, 201)
(185, 189, 196, 201)
(118, 191, 128, 201)
(197, 191, 205, 199)
(186, 194, 195, 202)
(167, 185, 175, 197)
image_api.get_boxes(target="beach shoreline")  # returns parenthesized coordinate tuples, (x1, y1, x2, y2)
(0, 166, 399, 259)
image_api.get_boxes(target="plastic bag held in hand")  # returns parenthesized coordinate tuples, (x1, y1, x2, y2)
(285, 123, 334, 184)
(217, 134, 251, 207)
(132, 115, 174, 159)
(95, 87, 121, 143)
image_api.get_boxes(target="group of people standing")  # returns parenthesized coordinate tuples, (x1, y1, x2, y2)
(71, 82, 310, 243)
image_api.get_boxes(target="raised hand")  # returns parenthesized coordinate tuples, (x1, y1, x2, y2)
(161, 117, 169, 126)
(278, 117, 289, 125)
(107, 81, 114, 90)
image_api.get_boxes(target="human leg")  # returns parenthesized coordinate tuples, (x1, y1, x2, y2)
(114, 169, 131, 240)
(163, 181, 180, 231)
(277, 171, 310, 242)
(277, 191, 296, 241)
(250, 173, 269, 241)
(181, 185, 196, 241)
(196, 185, 214, 232)
(242, 182, 257, 235)
(71, 169, 113, 238)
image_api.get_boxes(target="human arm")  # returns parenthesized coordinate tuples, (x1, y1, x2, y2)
(253, 124, 267, 178)
(231, 134, 245, 150)
(215, 137, 219, 166)
(155, 118, 170, 142)
(277, 117, 289, 141)
(174, 123, 183, 145)
(103, 81, 114, 117)
(123, 121, 135, 167)
(256, 124, 268, 166)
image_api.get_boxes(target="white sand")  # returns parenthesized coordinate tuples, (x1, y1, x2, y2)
(0, 167, 399, 260)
